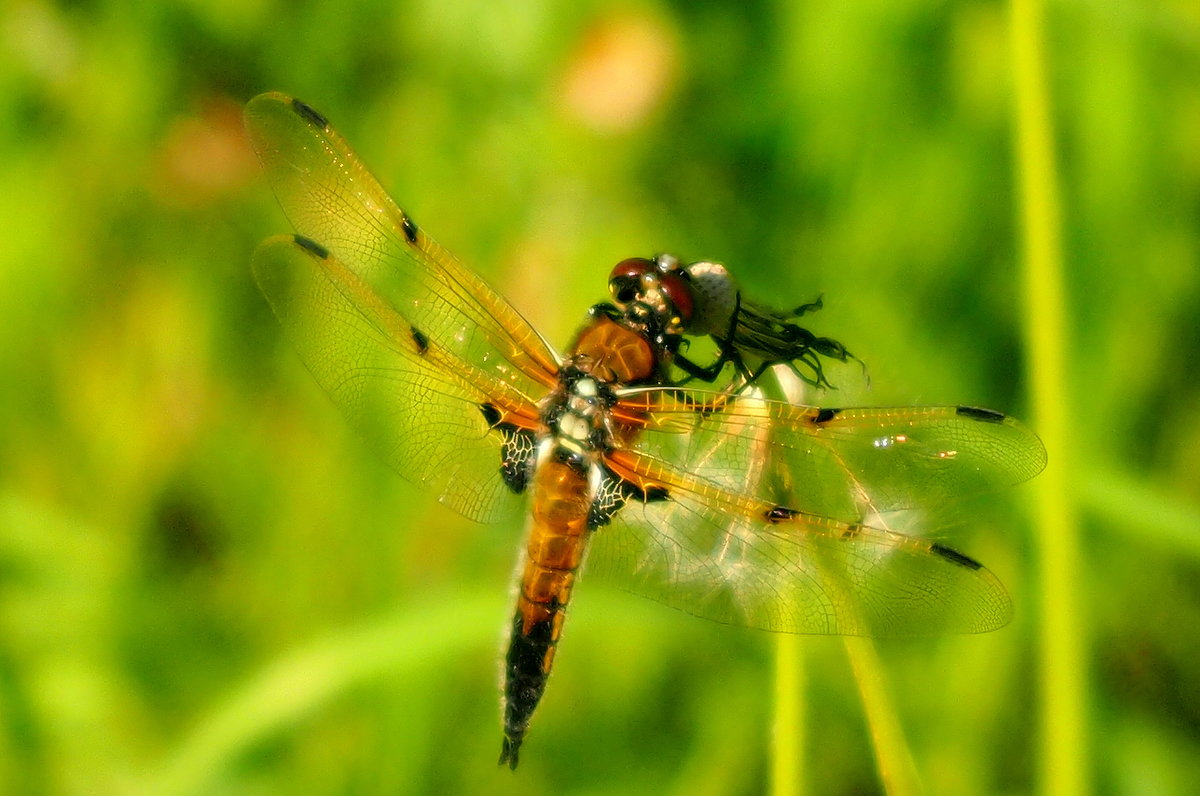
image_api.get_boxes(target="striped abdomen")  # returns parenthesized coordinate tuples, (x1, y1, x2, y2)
(499, 457, 593, 769)
(499, 317, 658, 768)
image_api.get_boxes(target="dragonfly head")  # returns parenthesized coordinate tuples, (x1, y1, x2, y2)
(606, 254, 860, 389)
(607, 254, 707, 351)
(608, 255, 693, 334)
(607, 254, 743, 339)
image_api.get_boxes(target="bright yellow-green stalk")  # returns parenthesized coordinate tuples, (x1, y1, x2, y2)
(1009, 1, 1091, 794)
(771, 635, 805, 796)
(844, 638, 922, 796)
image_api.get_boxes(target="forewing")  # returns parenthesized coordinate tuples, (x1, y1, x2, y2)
(586, 444, 1012, 636)
(245, 92, 560, 405)
(615, 389, 1046, 522)
(253, 234, 535, 523)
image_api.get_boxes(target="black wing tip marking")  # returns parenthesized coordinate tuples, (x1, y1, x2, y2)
(930, 542, 984, 571)
(292, 235, 329, 259)
(814, 407, 842, 424)
(410, 326, 430, 354)
(290, 97, 329, 130)
(401, 214, 419, 244)
(956, 405, 1006, 424)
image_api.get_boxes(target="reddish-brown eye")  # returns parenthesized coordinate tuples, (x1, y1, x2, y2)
(658, 272, 694, 324)
(610, 257, 653, 281)
(609, 257, 653, 304)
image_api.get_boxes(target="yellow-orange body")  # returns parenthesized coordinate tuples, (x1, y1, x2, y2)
(500, 317, 660, 767)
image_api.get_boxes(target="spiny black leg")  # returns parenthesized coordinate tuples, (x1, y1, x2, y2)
(790, 294, 824, 317)
(672, 350, 735, 385)
(710, 292, 756, 383)
(588, 302, 621, 321)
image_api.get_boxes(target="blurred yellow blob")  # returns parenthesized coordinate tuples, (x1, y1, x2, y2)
(559, 12, 678, 133)
(152, 97, 260, 207)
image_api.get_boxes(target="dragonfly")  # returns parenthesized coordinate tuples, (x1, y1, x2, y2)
(244, 92, 1047, 769)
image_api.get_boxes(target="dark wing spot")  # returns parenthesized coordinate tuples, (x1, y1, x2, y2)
(765, 506, 799, 523)
(291, 98, 329, 129)
(588, 467, 669, 529)
(293, 235, 329, 259)
(476, 404, 537, 493)
(499, 428, 537, 494)
(841, 522, 862, 539)
(410, 326, 430, 354)
(401, 214, 419, 244)
(814, 407, 842, 424)
(641, 485, 670, 503)
(480, 403, 502, 427)
(956, 405, 1006, 423)
(588, 470, 627, 529)
(930, 543, 983, 570)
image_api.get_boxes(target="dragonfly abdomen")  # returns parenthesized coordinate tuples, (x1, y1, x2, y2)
(500, 457, 593, 769)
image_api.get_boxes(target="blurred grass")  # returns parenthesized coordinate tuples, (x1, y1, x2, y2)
(1, 0, 1198, 794)
(144, 590, 504, 795)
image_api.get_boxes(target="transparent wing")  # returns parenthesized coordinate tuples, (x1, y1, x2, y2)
(614, 389, 1046, 522)
(253, 234, 538, 523)
(245, 92, 561, 406)
(586, 441, 1013, 637)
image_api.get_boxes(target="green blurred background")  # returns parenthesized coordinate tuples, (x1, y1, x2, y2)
(2, 0, 1198, 793)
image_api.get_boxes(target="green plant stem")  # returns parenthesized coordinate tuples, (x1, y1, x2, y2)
(844, 638, 921, 796)
(762, 371, 915, 796)
(1009, 0, 1090, 794)
(770, 634, 805, 796)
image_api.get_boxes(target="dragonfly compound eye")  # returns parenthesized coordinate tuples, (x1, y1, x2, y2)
(656, 272, 694, 326)
(609, 257, 654, 306)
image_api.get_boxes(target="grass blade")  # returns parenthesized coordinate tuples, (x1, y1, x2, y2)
(771, 634, 805, 796)
(143, 592, 500, 796)
(1009, 0, 1091, 793)
(844, 638, 922, 796)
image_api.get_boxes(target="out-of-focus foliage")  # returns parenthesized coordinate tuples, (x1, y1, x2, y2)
(0, 0, 1196, 793)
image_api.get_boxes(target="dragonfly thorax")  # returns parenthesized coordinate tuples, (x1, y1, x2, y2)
(539, 366, 618, 468)
(569, 314, 662, 385)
